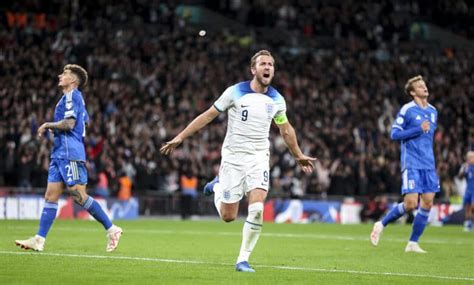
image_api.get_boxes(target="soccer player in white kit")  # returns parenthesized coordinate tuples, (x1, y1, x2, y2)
(160, 50, 316, 272)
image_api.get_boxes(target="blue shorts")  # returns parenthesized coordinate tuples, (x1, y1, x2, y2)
(463, 191, 474, 206)
(48, 159, 88, 187)
(401, 169, 440, 195)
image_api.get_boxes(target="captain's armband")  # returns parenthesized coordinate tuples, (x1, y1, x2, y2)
(274, 113, 288, 125)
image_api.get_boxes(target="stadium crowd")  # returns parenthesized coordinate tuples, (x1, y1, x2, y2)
(0, 1, 472, 203)
(210, 0, 474, 40)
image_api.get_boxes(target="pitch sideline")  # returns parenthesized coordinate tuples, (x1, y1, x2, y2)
(0, 250, 472, 282)
(6, 225, 469, 245)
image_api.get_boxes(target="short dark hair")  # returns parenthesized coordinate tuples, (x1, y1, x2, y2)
(250, 50, 274, 69)
(64, 64, 88, 89)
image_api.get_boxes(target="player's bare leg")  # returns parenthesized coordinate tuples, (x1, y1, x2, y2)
(219, 202, 239, 223)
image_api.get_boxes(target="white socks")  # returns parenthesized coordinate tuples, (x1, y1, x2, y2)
(34, 235, 46, 242)
(107, 224, 118, 233)
(237, 202, 263, 263)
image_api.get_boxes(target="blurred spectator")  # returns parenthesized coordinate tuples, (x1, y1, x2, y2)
(360, 196, 389, 223)
(313, 158, 340, 198)
(179, 166, 198, 219)
(95, 170, 109, 198)
(276, 169, 305, 223)
(118, 172, 132, 201)
(207, 0, 474, 39)
(18, 148, 34, 191)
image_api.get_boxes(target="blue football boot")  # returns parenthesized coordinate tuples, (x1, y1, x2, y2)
(203, 176, 218, 196)
(235, 261, 255, 273)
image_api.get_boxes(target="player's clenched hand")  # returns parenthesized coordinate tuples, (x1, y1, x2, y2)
(421, 120, 430, 133)
(160, 136, 183, 155)
(37, 123, 49, 138)
(295, 154, 317, 173)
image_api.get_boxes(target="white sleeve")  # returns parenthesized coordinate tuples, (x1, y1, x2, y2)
(213, 86, 235, 112)
(274, 94, 287, 118)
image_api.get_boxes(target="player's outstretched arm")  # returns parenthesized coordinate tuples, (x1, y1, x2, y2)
(277, 121, 317, 173)
(160, 106, 220, 155)
(37, 118, 76, 137)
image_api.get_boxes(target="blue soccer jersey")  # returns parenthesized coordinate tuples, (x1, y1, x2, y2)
(464, 165, 474, 193)
(50, 89, 88, 161)
(391, 101, 438, 171)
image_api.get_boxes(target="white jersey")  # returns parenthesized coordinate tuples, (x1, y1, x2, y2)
(214, 81, 287, 155)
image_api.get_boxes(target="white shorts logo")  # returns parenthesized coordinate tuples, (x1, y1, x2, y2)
(408, 180, 416, 189)
(223, 190, 230, 200)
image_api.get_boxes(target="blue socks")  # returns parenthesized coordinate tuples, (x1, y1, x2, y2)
(381, 203, 406, 227)
(37, 197, 112, 238)
(410, 207, 430, 242)
(37, 202, 58, 238)
(381, 203, 431, 242)
(82, 196, 113, 230)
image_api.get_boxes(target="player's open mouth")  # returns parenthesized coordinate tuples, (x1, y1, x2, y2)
(263, 74, 270, 78)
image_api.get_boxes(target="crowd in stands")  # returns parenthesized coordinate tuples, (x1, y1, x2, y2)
(210, 0, 474, 40)
(0, 1, 472, 203)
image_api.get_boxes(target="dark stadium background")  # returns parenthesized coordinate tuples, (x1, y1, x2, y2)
(0, 0, 472, 221)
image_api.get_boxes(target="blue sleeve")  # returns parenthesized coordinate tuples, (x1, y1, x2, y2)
(84, 108, 90, 124)
(65, 93, 85, 120)
(390, 126, 423, 141)
(390, 108, 424, 141)
(64, 97, 77, 119)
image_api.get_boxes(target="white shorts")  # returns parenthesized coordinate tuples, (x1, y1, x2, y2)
(218, 150, 270, 204)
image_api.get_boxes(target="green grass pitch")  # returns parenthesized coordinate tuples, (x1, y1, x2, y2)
(1, 219, 473, 284)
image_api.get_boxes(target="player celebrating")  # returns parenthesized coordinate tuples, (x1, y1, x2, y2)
(15, 64, 123, 252)
(458, 151, 474, 232)
(370, 75, 438, 253)
(160, 50, 316, 272)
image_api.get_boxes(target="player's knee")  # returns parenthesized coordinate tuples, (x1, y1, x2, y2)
(44, 192, 60, 203)
(247, 202, 264, 225)
(70, 190, 85, 205)
(221, 213, 236, 223)
(404, 200, 418, 211)
(421, 200, 433, 209)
